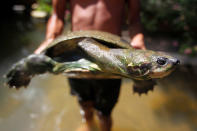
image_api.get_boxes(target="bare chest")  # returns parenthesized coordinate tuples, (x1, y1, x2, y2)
(70, 0, 125, 34)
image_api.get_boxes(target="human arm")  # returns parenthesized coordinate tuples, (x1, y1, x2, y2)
(34, 0, 66, 54)
(128, 0, 146, 50)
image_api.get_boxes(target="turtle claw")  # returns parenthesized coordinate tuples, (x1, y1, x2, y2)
(5, 62, 32, 89)
(132, 79, 156, 95)
(4, 54, 56, 89)
(133, 84, 154, 95)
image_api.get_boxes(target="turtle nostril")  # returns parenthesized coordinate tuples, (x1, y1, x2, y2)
(173, 59, 180, 65)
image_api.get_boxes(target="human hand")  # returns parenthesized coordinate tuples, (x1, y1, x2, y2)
(130, 33, 146, 50)
(34, 38, 54, 54)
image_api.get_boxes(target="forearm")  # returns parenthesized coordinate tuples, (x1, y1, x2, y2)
(45, 14, 65, 40)
(129, 22, 145, 49)
(128, 0, 145, 49)
(128, 0, 143, 38)
(34, 15, 65, 54)
(129, 20, 143, 39)
(46, 0, 66, 40)
(34, 0, 66, 54)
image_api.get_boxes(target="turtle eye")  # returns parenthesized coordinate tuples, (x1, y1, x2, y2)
(157, 57, 167, 65)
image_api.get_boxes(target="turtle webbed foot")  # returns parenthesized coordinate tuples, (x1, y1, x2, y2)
(5, 54, 56, 89)
(133, 79, 156, 95)
(5, 59, 32, 89)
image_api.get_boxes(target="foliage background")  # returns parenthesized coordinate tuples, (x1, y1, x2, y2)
(140, 0, 197, 55)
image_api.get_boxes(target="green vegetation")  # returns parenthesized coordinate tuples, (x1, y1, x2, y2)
(36, 0, 52, 13)
(141, 0, 197, 56)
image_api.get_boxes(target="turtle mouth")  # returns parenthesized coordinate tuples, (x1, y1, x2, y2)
(126, 67, 151, 80)
(149, 68, 175, 79)
(126, 63, 152, 79)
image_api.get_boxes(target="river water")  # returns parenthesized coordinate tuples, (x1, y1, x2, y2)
(0, 13, 197, 131)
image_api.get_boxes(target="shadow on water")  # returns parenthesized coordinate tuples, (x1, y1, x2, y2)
(1, 13, 197, 131)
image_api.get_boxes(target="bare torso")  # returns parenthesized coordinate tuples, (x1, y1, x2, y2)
(70, 0, 125, 35)
(35, 0, 145, 54)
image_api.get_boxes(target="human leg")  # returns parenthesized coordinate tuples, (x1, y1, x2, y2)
(93, 79, 121, 131)
(68, 78, 96, 130)
(79, 101, 94, 124)
(68, 78, 121, 131)
(97, 112, 112, 131)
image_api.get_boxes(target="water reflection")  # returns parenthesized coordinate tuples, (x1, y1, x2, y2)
(0, 13, 197, 131)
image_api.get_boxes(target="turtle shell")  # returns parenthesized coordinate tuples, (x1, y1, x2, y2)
(41, 31, 132, 78)
(42, 30, 132, 57)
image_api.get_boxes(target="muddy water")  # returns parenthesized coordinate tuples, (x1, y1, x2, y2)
(1, 14, 197, 131)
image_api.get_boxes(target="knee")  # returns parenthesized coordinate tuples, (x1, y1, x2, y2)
(96, 110, 111, 120)
(79, 101, 94, 109)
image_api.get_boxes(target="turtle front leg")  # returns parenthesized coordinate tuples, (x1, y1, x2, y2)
(5, 54, 56, 88)
(132, 79, 156, 95)
(5, 54, 103, 89)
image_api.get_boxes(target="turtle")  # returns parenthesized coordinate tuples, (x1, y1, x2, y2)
(5, 30, 180, 94)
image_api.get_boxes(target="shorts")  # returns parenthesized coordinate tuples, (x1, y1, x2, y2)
(68, 78, 121, 116)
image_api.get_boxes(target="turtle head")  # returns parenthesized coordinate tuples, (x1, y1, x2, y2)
(148, 51, 180, 79)
(126, 50, 180, 80)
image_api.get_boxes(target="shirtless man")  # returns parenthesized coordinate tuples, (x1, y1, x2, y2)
(35, 0, 145, 131)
